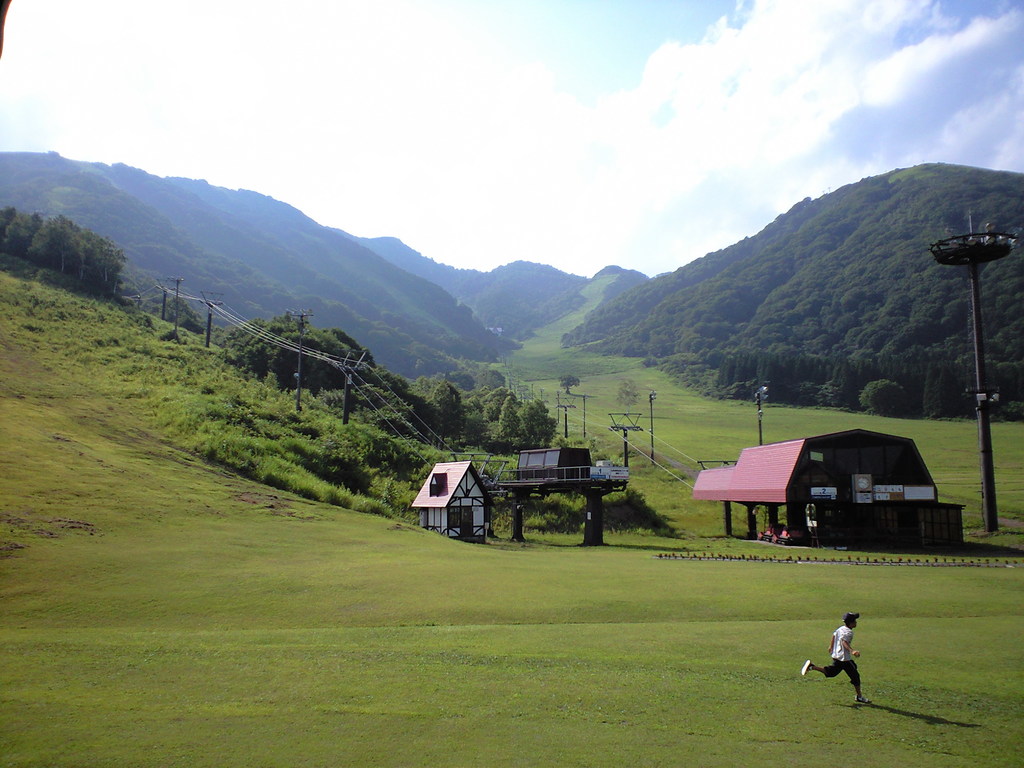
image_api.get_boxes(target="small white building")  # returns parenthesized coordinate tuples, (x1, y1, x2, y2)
(412, 461, 493, 542)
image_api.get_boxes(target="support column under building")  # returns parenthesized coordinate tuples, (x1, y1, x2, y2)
(745, 504, 758, 540)
(511, 494, 526, 543)
(582, 490, 606, 547)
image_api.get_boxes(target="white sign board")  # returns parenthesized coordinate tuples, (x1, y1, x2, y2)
(904, 485, 936, 500)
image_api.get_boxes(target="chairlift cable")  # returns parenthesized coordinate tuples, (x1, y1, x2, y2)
(559, 408, 694, 486)
(354, 367, 453, 449)
(159, 288, 443, 452)
(620, 433, 694, 487)
(345, 372, 437, 445)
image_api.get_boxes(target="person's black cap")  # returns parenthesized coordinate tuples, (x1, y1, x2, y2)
(843, 612, 860, 624)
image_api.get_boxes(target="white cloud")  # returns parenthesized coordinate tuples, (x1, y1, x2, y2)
(0, 0, 1021, 277)
(863, 12, 1012, 107)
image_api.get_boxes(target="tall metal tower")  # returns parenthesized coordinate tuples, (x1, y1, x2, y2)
(929, 226, 1017, 532)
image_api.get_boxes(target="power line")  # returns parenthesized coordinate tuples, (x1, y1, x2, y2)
(158, 286, 448, 455)
(559, 406, 698, 486)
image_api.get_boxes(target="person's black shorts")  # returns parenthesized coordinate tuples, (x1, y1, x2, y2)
(822, 658, 860, 686)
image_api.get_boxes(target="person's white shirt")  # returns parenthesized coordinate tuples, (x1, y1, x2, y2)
(831, 625, 853, 661)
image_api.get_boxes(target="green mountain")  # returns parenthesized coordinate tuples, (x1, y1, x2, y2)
(0, 151, 510, 377)
(350, 234, 648, 341)
(5, 151, 1020, 418)
(563, 164, 1024, 415)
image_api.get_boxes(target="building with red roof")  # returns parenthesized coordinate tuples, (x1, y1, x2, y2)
(693, 429, 963, 547)
(413, 461, 494, 542)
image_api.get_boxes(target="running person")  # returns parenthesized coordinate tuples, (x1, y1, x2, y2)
(801, 612, 870, 703)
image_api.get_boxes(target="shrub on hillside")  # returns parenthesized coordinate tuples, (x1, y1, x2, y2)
(859, 379, 909, 417)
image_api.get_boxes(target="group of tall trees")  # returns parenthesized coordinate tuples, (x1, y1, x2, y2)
(1, 207, 125, 294)
(453, 383, 557, 453)
(689, 350, 1024, 420)
(218, 316, 557, 453)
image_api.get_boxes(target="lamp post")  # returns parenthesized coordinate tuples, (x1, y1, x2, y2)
(929, 226, 1017, 532)
(754, 385, 768, 445)
(648, 391, 657, 460)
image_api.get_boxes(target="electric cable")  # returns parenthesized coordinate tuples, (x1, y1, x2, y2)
(174, 286, 457, 455)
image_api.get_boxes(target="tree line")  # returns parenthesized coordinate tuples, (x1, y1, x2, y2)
(219, 315, 557, 453)
(664, 349, 1024, 421)
(0, 207, 126, 294)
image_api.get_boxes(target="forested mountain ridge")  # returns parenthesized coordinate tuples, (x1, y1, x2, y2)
(4, 151, 1022, 419)
(561, 195, 827, 350)
(0, 151, 640, 370)
(0, 152, 508, 377)
(350, 234, 648, 341)
(563, 164, 1024, 417)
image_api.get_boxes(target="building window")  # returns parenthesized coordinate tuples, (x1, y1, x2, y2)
(429, 473, 448, 496)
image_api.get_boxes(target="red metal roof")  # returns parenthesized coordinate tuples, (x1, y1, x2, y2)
(692, 438, 806, 503)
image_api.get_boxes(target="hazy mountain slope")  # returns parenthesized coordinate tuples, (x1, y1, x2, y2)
(352, 234, 649, 341)
(348, 235, 460, 288)
(0, 152, 508, 376)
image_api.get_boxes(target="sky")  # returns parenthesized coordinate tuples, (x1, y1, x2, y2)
(1, 0, 1022, 278)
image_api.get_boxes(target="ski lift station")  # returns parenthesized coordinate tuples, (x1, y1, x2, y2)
(693, 429, 964, 548)
(413, 447, 628, 545)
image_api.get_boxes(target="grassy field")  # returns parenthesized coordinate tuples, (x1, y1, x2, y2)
(2, 272, 1023, 766)
(3, 471, 1022, 766)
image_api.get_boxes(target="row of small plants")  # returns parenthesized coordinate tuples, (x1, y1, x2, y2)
(656, 552, 1020, 566)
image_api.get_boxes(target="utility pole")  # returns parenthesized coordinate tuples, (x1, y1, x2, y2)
(200, 292, 223, 348)
(167, 277, 184, 342)
(608, 413, 643, 468)
(343, 370, 354, 424)
(648, 390, 657, 460)
(555, 393, 576, 439)
(318, 352, 368, 424)
(571, 393, 593, 438)
(288, 309, 313, 412)
(340, 352, 368, 424)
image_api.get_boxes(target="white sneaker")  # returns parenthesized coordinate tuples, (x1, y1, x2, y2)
(855, 696, 871, 704)
(801, 660, 812, 676)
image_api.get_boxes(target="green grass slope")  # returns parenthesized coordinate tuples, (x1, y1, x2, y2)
(2, 273, 1022, 767)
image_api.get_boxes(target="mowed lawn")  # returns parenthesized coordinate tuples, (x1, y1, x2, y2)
(2, 495, 1022, 768)
(1, 271, 1021, 767)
